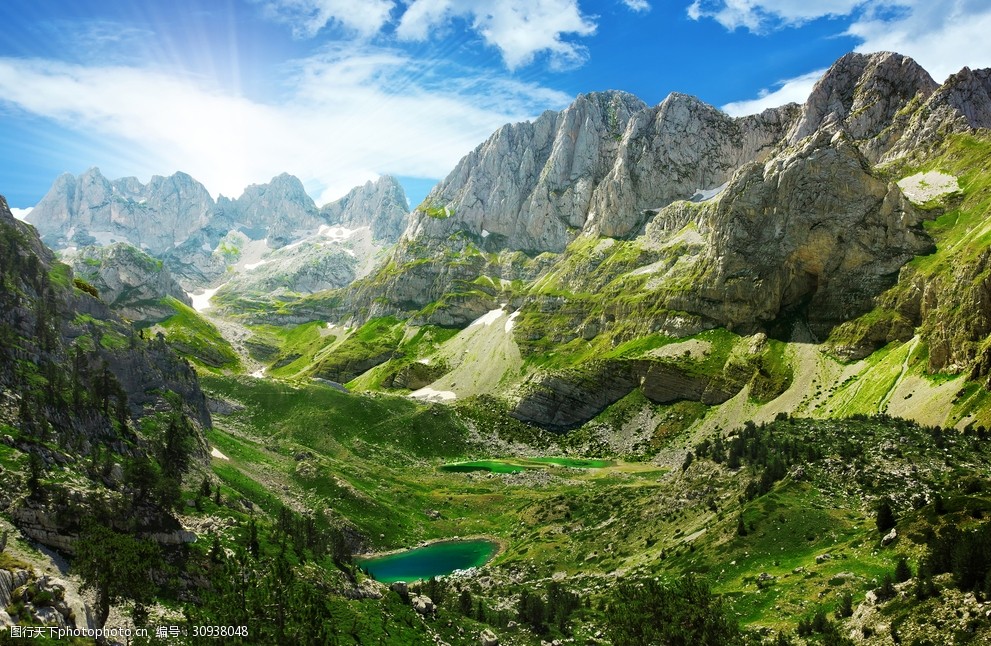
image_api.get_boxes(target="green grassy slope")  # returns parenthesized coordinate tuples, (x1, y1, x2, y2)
(195, 371, 991, 644)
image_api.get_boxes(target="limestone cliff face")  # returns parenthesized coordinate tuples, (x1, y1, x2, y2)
(670, 129, 933, 338)
(62, 243, 192, 324)
(587, 95, 796, 239)
(321, 176, 409, 242)
(27, 169, 215, 256)
(404, 90, 796, 254)
(406, 91, 648, 253)
(787, 52, 938, 162)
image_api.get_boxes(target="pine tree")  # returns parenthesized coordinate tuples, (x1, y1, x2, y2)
(74, 521, 162, 628)
(606, 576, 743, 646)
(247, 517, 260, 559)
(876, 497, 896, 533)
(459, 588, 473, 616)
(894, 556, 912, 583)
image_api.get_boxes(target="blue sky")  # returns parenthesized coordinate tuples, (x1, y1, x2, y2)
(1, 0, 990, 214)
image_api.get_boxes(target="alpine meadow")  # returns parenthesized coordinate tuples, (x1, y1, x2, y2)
(2, 6, 991, 646)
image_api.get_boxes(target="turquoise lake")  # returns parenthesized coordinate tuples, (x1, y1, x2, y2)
(355, 539, 500, 583)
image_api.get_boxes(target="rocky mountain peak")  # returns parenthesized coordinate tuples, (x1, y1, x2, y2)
(26, 167, 216, 255)
(321, 175, 409, 243)
(885, 65, 991, 160)
(930, 66, 991, 128)
(788, 51, 937, 159)
(230, 173, 323, 248)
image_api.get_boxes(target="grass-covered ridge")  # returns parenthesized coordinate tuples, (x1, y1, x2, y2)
(828, 133, 991, 376)
(194, 364, 991, 643)
(152, 297, 241, 371)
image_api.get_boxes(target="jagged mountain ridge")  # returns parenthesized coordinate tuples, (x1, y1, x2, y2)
(245, 51, 991, 433)
(405, 90, 795, 254)
(329, 52, 988, 334)
(27, 171, 411, 293)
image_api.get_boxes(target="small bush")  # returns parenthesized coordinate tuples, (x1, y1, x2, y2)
(73, 277, 99, 298)
(837, 591, 854, 618)
(876, 573, 897, 602)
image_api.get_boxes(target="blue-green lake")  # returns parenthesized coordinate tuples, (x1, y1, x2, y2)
(355, 539, 500, 583)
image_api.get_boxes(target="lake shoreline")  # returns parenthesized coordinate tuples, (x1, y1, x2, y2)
(354, 534, 507, 562)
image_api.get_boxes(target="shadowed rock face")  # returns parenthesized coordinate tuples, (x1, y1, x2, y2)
(0, 195, 211, 429)
(510, 359, 747, 430)
(667, 128, 934, 338)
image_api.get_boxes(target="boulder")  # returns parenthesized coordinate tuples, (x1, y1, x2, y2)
(412, 594, 435, 615)
(479, 628, 499, 646)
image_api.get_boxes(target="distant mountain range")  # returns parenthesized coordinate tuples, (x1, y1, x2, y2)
(25, 169, 411, 321)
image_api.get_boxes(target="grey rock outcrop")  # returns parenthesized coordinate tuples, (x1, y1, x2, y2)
(411, 594, 435, 615)
(405, 90, 796, 254)
(27, 169, 216, 256)
(0, 568, 29, 611)
(787, 52, 938, 161)
(321, 176, 410, 242)
(62, 243, 191, 323)
(0, 569, 87, 630)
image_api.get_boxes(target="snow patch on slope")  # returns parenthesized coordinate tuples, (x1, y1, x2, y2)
(187, 286, 221, 312)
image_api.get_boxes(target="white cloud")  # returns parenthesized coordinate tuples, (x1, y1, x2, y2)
(720, 69, 824, 116)
(10, 207, 33, 221)
(0, 50, 571, 204)
(847, 1, 991, 82)
(704, 1, 991, 115)
(397, 0, 597, 69)
(621, 0, 651, 12)
(257, 0, 395, 38)
(687, 0, 865, 32)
